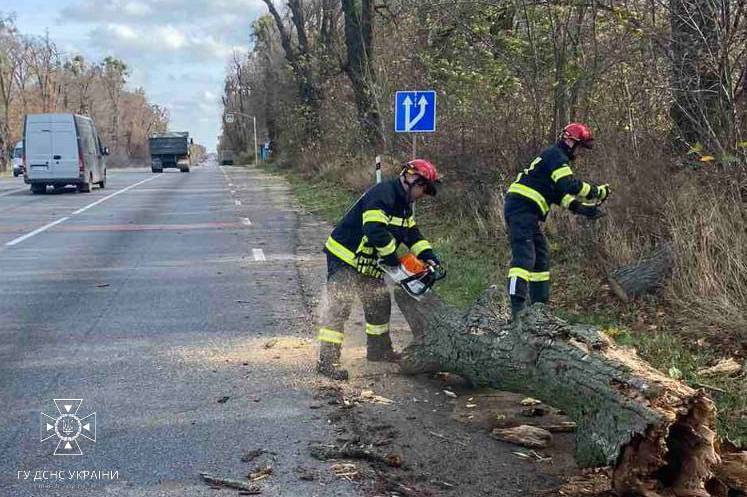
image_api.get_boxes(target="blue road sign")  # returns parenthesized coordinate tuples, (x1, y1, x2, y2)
(395, 91, 436, 133)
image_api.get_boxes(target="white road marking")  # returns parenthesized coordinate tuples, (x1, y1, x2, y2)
(6, 175, 160, 247)
(235, 200, 241, 206)
(6, 217, 70, 246)
(230, 190, 236, 195)
(73, 176, 159, 215)
(252, 249, 266, 261)
(242, 218, 252, 226)
(0, 187, 27, 198)
(228, 183, 234, 187)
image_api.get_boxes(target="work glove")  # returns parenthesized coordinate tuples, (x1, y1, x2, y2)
(419, 250, 441, 267)
(570, 200, 606, 220)
(594, 184, 611, 204)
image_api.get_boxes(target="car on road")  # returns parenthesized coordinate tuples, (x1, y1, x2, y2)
(11, 141, 23, 177)
(23, 113, 109, 194)
(149, 132, 192, 173)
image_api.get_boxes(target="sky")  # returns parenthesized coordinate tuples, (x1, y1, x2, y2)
(8, 0, 267, 152)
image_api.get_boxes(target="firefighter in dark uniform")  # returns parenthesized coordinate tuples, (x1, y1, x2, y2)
(317, 160, 442, 380)
(504, 123, 610, 319)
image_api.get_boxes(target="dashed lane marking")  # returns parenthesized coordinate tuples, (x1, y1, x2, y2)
(5, 175, 160, 247)
(6, 217, 70, 246)
(235, 200, 241, 206)
(73, 176, 159, 215)
(0, 187, 27, 198)
(242, 218, 252, 226)
(252, 248, 266, 261)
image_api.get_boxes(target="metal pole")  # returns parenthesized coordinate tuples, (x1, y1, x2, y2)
(375, 155, 382, 184)
(253, 116, 259, 166)
(412, 134, 417, 160)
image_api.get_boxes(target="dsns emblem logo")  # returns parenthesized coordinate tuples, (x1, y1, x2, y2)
(40, 399, 96, 456)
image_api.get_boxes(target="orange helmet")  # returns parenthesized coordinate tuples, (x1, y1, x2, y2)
(561, 122, 594, 149)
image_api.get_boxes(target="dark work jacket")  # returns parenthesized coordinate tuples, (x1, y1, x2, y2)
(324, 178, 434, 272)
(505, 142, 598, 221)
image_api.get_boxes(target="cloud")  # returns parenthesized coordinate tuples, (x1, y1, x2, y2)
(53, 0, 267, 150)
(62, 0, 264, 29)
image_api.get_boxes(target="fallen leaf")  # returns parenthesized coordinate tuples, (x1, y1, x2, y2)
(217, 396, 230, 404)
(520, 397, 542, 406)
(443, 390, 457, 398)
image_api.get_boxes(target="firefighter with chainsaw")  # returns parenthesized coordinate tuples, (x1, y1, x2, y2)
(317, 160, 443, 380)
(504, 122, 610, 319)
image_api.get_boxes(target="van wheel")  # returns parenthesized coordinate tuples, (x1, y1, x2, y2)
(180, 167, 190, 173)
(13, 170, 19, 177)
(78, 179, 91, 193)
(152, 168, 163, 173)
(98, 171, 106, 189)
(31, 184, 45, 194)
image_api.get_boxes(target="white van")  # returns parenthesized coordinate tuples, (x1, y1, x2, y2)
(23, 113, 109, 194)
(11, 141, 23, 177)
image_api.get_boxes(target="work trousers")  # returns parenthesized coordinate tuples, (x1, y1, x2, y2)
(317, 255, 391, 345)
(504, 204, 551, 311)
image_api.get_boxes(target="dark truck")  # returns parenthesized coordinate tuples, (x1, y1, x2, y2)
(149, 132, 192, 173)
(219, 149, 235, 165)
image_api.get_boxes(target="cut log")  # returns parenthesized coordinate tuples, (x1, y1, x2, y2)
(608, 243, 674, 302)
(393, 286, 740, 497)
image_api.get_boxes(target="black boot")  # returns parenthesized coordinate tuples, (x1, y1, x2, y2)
(367, 333, 401, 362)
(510, 295, 526, 321)
(529, 280, 550, 306)
(317, 342, 349, 380)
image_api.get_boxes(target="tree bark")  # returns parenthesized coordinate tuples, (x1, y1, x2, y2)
(341, 0, 385, 151)
(393, 287, 740, 497)
(608, 243, 674, 303)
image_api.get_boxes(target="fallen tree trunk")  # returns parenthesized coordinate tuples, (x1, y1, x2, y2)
(608, 243, 674, 302)
(393, 287, 736, 497)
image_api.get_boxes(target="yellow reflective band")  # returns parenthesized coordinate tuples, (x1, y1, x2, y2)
(362, 209, 388, 225)
(377, 238, 397, 256)
(507, 183, 550, 215)
(325, 236, 357, 267)
(579, 182, 592, 197)
(318, 327, 344, 344)
(561, 194, 575, 209)
(389, 216, 416, 228)
(530, 271, 550, 282)
(365, 322, 390, 336)
(410, 240, 432, 256)
(508, 267, 531, 281)
(551, 165, 573, 182)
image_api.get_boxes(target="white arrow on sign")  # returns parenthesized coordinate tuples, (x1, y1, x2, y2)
(403, 95, 428, 131)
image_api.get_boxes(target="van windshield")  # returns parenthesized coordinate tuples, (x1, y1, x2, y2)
(13, 147, 23, 158)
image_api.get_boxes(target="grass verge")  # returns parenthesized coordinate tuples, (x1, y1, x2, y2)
(259, 160, 746, 446)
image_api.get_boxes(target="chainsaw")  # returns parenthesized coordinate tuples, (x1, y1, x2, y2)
(380, 252, 446, 301)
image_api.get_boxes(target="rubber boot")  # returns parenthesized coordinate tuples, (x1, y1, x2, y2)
(317, 342, 349, 380)
(367, 333, 401, 362)
(510, 295, 526, 321)
(529, 280, 550, 305)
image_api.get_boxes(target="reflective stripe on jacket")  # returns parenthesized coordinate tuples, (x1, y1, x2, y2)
(324, 178, 434, 275)
(505, 142, 597, 220)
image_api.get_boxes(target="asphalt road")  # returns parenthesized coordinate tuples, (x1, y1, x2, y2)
(0, 164, 359, 496)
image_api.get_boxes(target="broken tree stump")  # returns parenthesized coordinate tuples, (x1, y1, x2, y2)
(393, 286, 739, 497)
(608, 243, 674, 302)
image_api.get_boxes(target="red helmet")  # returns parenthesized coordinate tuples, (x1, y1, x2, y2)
(403, 159, 440, 195)
(562, 122, 594, 148)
